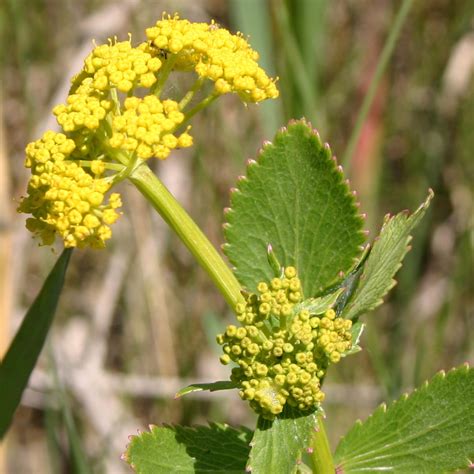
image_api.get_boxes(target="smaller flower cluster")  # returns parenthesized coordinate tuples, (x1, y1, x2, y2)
(18, 132, 122, 248)
(109, 96, 193, 160)
(217, 267, 352, 419)
(82, 40, 162, 93)
(53, 79, 112, 132)
(145, 14, 279, 102)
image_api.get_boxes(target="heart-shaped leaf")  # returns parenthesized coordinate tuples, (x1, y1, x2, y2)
(224, 120, 365, 297)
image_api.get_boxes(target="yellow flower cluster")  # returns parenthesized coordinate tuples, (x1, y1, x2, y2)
(146, 14, 279, 102)
(109, 95, 193, 160)
(82, 40, 162, 93)
(18, 132, 122, 248)
(53, 79, 112, 132)
(217, 267, 353, 419)
(20, 14, 279, 249)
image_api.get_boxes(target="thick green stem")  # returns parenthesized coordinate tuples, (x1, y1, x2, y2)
(129, 163, 243, 309)
(312, 416, 335, 474)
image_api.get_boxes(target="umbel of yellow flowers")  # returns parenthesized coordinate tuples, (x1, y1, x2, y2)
(217, 267, 353, 419)
(18, 13, 279, 249)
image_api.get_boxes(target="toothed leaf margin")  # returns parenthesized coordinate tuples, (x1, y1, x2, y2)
(342, 190, 433, 320)
(124, 423, 252, 473)
(335, 364, 474, 473)
(224, 120, 366, 297)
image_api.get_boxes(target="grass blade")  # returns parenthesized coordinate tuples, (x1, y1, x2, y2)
(0, 248, 72, 439)
(230, 0, 283, 134)
(342, 0, 414, 172)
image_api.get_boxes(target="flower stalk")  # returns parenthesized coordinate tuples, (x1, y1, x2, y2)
(311, 416, 335, 474)
(129, 162, 244, 308)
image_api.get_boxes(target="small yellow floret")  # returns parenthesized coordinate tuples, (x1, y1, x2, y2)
(145, 14, 279, 103)
(110, 95, 192, 160)
(81, 39, 162, 93)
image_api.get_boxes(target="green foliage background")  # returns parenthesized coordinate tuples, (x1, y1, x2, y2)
(0, 0, 472, 472)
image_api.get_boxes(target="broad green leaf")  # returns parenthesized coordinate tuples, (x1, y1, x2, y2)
(224, 120, 365, 296)
(124, 423, 252, 473)
(0, 248, 72, 439)
(247, 407, 318, 474)
(335, 365, 474, 473)
(343, 191, 433, 320)
(175, 381, 237, 398)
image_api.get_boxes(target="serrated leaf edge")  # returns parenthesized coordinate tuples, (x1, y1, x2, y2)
(122, 422, 253, 468)
(335, 363, 472, 470)
(223, 118, 367, 292)
(343, 190, 433, 320)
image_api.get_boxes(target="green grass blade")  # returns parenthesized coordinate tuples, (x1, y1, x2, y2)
(341, 0, 414, 172)
(0, 248, 72, 439)
(229, 0, 283, 135)
(274, 3, 319, 125)
(49, 351, 92, 474)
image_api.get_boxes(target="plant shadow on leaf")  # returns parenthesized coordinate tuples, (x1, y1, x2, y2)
(172, 423, 252, 473)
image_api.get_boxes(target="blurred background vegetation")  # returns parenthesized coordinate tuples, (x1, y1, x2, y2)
(0, 0, 473, 472)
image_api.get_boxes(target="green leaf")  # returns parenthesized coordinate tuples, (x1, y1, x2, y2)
(175, 381, 237, 398)
(0, 249, 72, 439)
(335, 365, 474, 473)
(247, 407, 318, 474)
(343, 321, 365, 356)
(343, 190, 433, 320)
(124, 423, 252, 473)
(224, 120, 365, 296)
(294, 287, 345, 315)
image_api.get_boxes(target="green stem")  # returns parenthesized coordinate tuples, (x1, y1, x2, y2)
(341, 0, 413, 172)
(179, 77, 205, 110)
(129, 163, 243, 309)
(311, 416, 335, 474)
(182, 93, 218, 126)
(76, 160, 125, 172)
(153, 54, 179, 97)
